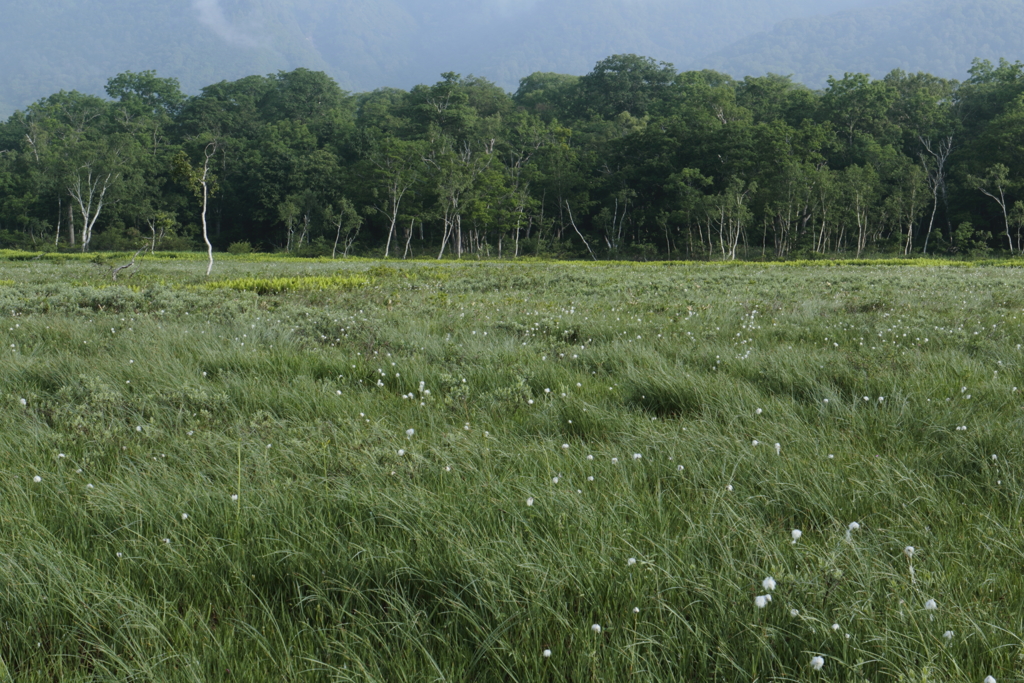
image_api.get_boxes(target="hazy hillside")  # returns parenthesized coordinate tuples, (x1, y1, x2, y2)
(703, 0, 1024, 85)
(2, 0, 1021, 116)
(0, 0, 875, 115)
(0, 0, 328, 116)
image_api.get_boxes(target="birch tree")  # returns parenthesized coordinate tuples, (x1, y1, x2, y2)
(968, 163, 1015, 253)
(172, 142, 218, 275)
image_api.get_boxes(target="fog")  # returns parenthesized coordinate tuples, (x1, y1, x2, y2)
(0, 0, 1019, 116)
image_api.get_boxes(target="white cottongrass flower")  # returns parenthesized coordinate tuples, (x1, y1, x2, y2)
(33, 475, 41, 483)
(632, 607, 639, 613)
(925, 599, 937, 610)
(136, 426, 143, 432)
(991, 454, 998, 461)
(181, 513, 189, 520)
(231, 494, 238, 501)
(627, 557, 637, 566)
(726, 484, 733, 491)
(774, 443, 781, 455)
(755, 408, 762, 415)
(632, 453, 642, 460)
(552, 477, 559, 484)
(397, 449, 405, 456)
(811, 656, 825, 671)
(586, 454, 594, 461)
(163, 538, 171, 544)
(791, 529, 802, 543)
(752, 440, 759, 446)
(984, 677, 996, 683)
(762, 576, 776, 591)
(943, 630, 954, 640)
(19, 398, 27, 406)
(611, 458, 618, 464)
(405, 428, 415, 437)
(904, 546, 915, 558)
(846, 521, 861, 541)
(526, 497, 534, 507)
(832, 623, 840, 631)
(754, 595, 770, 609)
(542, 649, 551, 658)
(790, 609, 800, 617)
(562, 444, 570, 450)
(591, 624, 601, 633)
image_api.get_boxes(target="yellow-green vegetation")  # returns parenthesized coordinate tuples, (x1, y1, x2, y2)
(205, 273, 369, 294)
(0, 255, 1022, 682)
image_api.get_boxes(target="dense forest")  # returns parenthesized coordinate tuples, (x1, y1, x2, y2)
(2, 55, 1024, 260)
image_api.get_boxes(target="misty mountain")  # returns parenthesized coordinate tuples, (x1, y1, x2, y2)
(1, 0, 1021, 117)
(703, 0, 1024, 86)
(0, 0, 881, 116)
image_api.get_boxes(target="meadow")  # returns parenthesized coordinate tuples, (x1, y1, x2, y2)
(0, 253, 1022, 682)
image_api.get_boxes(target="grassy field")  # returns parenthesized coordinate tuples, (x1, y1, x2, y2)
(1, 254, 1023, 682)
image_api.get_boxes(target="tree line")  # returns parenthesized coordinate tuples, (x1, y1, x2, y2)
(2, 55, 1024, 261)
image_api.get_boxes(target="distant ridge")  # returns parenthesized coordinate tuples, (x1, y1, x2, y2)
(1, 0, 1021, 116)
(701, 0, 1024, 86)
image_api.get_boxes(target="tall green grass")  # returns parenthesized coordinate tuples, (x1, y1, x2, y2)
(0, 257, 1021, 681)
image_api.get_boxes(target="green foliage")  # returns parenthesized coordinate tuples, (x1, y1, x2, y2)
(226, 240, 253, 255)
(204, 273, 369, 294)
(951, 221, 993, 256)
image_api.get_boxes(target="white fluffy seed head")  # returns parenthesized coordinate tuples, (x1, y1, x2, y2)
(591, 624, 601, 633)
(762, 576, 776, 591)
(811, 656, 824, 671)
(754, 595, 769, 608)
(526, 497, 534, 507)
(791, 529, 802, 542)
(925, 599, 937, 610)
(904, 546, 915, 557)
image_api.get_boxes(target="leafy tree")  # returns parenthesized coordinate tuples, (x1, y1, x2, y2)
(575, 55, 677, 119)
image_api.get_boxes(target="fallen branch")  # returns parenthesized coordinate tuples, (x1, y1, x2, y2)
(112, 245, 146, 281)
